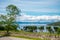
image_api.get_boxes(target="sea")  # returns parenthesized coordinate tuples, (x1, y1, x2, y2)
(17, 22, 53, 29)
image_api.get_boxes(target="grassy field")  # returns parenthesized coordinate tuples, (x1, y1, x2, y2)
(0, 30, 60, 40)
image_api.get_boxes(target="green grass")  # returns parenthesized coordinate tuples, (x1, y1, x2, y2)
(11, 33, 51, 40)
(0, 30, 60, 40)
(12, 36, 49, 40)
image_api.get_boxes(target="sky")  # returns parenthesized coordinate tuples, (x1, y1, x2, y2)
(0, 0, 60, 22)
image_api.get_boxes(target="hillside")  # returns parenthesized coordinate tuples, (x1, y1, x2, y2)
(48, 21, 60, 26)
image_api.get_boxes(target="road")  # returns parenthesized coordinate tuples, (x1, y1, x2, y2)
(0, 37, 30, 40)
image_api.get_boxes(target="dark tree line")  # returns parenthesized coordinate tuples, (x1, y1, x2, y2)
(23, 25, 60, 34)
(23, 26, 37, 32)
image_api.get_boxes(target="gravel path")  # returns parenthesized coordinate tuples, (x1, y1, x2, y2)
(0, 37, 30, 40)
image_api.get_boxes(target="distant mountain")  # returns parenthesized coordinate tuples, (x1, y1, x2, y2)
(48, 21, 60, 26)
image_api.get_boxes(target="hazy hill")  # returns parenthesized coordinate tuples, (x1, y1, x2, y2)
(48, 21, 60, 26)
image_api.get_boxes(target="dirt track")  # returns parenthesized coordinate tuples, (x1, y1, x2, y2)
(0, 37, 29, 40)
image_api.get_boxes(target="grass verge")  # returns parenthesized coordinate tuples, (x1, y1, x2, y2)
(12, 36, 50, 40)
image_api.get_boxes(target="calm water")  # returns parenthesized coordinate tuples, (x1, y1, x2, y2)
(17, 22, 52, 24)
(17, 22, 53, 29)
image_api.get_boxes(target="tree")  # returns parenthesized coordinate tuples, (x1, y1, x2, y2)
(0, 25, 5, 30)
(46, 26, 54, 37)
(54, 27, 60, 33)
(54, 27, 60, 37)
(39, 26, 44, 32)
(54, 27, 59, 33)
(23, 26, 37, 32)
(6, 5, 21, 16)
(0, 15, 18, 35)
(0, 4, 20, 36)
(46, 26, 53, 33)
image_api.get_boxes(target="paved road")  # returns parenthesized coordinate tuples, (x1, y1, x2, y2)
(0, 37, 30, 40)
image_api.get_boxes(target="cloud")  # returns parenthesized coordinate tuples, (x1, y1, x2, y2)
(0, 0, 60, 23)
(16, 14, 60, 22)
(0, 0, 59, 14)
(19, 0, 59, 13)
(22, 8, 59, 13)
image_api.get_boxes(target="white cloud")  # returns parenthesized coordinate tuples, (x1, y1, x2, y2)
(21, 8, 59, 12)
(16, 14, 60, 22)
